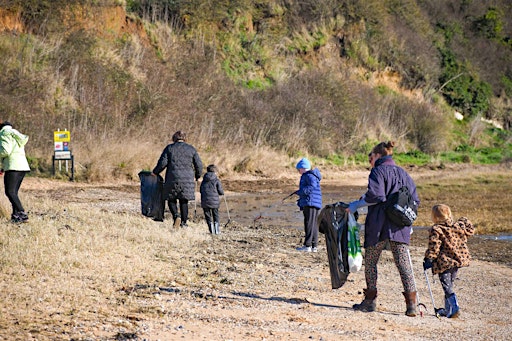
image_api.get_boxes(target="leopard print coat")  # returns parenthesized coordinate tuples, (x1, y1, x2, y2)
(424, 217, 474, 274)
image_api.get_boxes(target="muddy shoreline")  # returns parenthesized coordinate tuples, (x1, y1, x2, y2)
(219, 179, 512, 269)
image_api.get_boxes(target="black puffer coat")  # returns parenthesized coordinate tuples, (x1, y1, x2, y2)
(153, 141, 203, 201)
(200, 171, 224, 208)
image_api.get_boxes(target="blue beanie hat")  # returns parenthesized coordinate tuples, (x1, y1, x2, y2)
(296, 158, 311, 170)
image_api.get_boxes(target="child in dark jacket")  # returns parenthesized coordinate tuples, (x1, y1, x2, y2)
(423, 204, 474, 318)
(200, 164, 224, 234)
(295, 158, 322, 252)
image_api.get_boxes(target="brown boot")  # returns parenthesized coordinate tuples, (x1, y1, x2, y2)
(353, 289, 377, 312)
(403, 291, 417, 317)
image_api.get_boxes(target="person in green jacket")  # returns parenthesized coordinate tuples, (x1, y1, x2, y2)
(0, 122, 30, 223)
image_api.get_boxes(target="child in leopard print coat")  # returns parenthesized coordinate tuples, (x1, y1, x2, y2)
(423, 204, 474, 318)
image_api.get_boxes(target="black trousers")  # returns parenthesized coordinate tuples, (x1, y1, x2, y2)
(203, 208, 219, 226)
(4, 170, 27, 215)
(168, 198, 189, 222)
(302, 206, 320, 248)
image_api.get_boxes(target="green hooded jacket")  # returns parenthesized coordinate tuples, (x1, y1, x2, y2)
(0, 125, 30, 171)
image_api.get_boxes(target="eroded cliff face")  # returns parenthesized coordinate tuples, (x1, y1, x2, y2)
(0, 5, 147, 43)
(0, 8, 23, 33)
(61, 5, 147, 40)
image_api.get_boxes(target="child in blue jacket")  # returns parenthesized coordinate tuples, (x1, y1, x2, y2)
(295, 158, 322, 252)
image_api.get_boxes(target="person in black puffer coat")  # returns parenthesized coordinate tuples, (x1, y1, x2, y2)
(153, 131, 203, 227)
(200, 164, 224, 234)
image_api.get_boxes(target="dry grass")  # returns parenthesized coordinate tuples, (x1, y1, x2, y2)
(65, 139, 298, 182)
(411, 166, 512, 234)
(0, 189, 213, 339)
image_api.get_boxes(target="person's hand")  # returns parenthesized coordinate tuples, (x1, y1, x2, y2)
(423, 258, 434, 270)
(347, 201, 359, 214)
(150, 172, 156, 176)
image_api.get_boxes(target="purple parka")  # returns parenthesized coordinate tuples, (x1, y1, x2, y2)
(362, 156, 420, 248)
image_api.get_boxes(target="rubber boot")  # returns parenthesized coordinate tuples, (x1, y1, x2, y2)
(435, 296, 449, 317)
(208, 222, 214, 234)
(214, 222, 220, 235)
(403, 291, 418, 317)
(446, 293, 460, 318)
(353, 289, 377, 312)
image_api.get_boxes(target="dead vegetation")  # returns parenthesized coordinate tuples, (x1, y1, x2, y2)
(0, 2, 511, 183)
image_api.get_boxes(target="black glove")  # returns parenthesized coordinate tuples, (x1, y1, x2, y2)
(423, 258, 433, 270)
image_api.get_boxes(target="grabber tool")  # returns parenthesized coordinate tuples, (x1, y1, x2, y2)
(424, 269, 441, 319)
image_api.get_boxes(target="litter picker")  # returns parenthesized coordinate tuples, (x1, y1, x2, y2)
(282, 191, 297, 202)
(424, 269, 442, 319)
(223, 195, 231, 228)
(193, 180, 198, 221)
(406, 248, 427, 317)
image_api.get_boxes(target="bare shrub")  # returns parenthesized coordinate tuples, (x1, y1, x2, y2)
(468, 116, 488, 148)
(408, 101, 452, 154)
(245, 69, 363, 156)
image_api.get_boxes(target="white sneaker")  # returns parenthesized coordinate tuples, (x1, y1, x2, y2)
(312, 247, 318, 253)
(296, 245, 312, 252)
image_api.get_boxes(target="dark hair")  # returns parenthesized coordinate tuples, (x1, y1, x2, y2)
(0, 121, 12, 130)
(207, 164, 218, 173)
(372, 141, 396, 156)
(172, 130, 186, 142)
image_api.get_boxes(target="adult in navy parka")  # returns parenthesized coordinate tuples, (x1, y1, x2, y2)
(295, 158, 322, 252)
(347, 141, 420, 317)
(153, 131, 202, 227)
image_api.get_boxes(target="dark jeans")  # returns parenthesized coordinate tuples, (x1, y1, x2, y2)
(168, 198, 189, 223)
(439, 268, 459, 297)
(4, 170, 27, 215)
(203, 208, 219, 226)
(302, 206, 320, 247)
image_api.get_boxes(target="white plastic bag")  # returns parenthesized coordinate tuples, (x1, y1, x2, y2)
(347, 212, 363, 272)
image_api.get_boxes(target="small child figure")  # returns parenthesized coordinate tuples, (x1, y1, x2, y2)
(200, 164, 224, 234)
(423, 204, 474, 318)
(294, 158, 322, 252)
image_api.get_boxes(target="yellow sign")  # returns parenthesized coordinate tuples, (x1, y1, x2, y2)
(54, 131, 70, 142)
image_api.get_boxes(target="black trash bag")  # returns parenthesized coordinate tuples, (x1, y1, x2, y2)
(318, 202, 354, 289)
(138, 171, 164, 222)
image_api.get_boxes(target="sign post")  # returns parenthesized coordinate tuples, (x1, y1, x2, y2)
(52, 129, 74, 181)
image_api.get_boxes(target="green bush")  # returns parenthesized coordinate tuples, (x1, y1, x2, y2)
(472, 7, 504, 40)
(438, 48, 493, 117)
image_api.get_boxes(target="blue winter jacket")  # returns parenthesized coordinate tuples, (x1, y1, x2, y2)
(363, 156, 420, 247)
(297, 168, 322, 210)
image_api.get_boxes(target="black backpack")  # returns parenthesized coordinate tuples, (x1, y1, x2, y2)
(385, 186, 418, 227)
